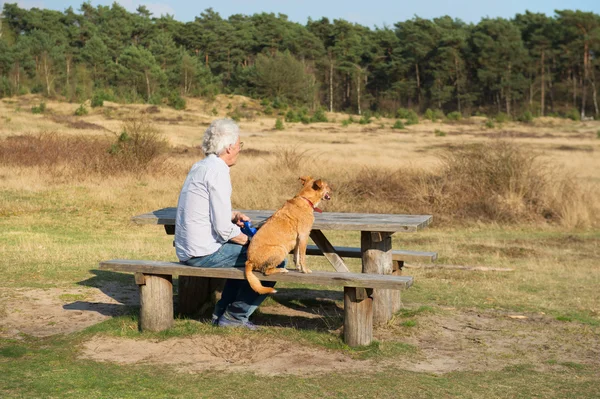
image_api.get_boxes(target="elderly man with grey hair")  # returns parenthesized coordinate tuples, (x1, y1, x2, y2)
(174, 118, 284, 330)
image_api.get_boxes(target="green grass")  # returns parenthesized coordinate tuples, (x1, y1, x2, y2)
(1, 332, 598, 398)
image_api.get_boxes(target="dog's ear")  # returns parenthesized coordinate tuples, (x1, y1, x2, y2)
(312, 179, 323, 190)
(299, 176, 312, 185)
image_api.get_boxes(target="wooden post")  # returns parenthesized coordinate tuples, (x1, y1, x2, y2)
(390, 260, 404, 313)
(178, 277, 225, 317)
(138, 274, 173, 332)
(361, 231, 394, 325)
(344, 287, 373, 346)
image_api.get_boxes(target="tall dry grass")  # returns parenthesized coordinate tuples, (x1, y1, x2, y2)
(0, 119, 173, 180)
(1, 129, 598, 228)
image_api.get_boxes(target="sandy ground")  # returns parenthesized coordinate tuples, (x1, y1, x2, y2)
(1, 284, 598, 376)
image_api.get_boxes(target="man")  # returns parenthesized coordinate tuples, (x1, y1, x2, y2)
(174, 118, 283, 330)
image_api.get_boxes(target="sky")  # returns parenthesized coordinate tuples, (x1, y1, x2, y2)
(3, 0, 600, 27)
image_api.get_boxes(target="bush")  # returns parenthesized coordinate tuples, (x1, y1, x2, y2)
(485, 119, 495, 129)
(359, 115, 371, 125)
(434, 129, 446, 137)
(396, 108, 412, 119)
(495, 112, 510, 123)
(168, 92, 186, 110)
(272, 97, 288, 110)
(405, 110, 419, 125)
(446, 111, 462, 121)
(263, 105, 273, 115)
(565, 108, 580, 121)
(285, 110, 300, 123)
(341, 119, 352, 127)
(392, 120, 405, 129)
(31, 102, 46, 114)
(74, 104, 88, 116)
(211, 107, 218, 116)
(517, 111, 534, 123)
(596, 130, 600, 139)
(311, 108, 328, 123)
(275, 118, 284, 130)
(300, 115, 311, 124)
(260, 98, 269, 106)
(91, 90, 115, 108)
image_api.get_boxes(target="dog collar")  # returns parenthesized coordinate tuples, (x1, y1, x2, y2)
(301, 196, 322, 213)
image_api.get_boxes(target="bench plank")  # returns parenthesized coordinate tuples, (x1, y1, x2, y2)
(99, 259, 413, 290)
(305, 245, 437, 263)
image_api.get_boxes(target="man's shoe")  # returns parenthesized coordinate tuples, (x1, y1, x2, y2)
(217, 317, 259, 331)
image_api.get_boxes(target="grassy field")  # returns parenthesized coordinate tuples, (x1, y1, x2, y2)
(1, 95, 599, 398)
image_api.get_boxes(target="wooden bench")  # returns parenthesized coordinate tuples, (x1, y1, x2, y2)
(304, 245, 437, 273)
(99, 259, 413, 347)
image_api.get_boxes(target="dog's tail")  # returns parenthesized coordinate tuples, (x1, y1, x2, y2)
(245, 260, 277, 295)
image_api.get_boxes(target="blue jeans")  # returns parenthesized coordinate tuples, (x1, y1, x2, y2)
(184, 243, 286, 323)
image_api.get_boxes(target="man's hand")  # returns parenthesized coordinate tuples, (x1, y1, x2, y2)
(232, 211, 250, 227)
(230, 232, 250, 246)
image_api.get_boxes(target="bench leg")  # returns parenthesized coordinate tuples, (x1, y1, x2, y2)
(178, 277, 225, 317)
(138, 274, 174, 332)
(391, 260, 404, 314)
(344, 287, 373, 347)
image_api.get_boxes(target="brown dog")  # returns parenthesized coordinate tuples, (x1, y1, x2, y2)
(244, 176, 332, 294)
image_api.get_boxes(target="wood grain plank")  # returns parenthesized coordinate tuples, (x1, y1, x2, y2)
(309, 230, 350, 272)
(99, 259, 413, 290)
(131, 208, 433, 233)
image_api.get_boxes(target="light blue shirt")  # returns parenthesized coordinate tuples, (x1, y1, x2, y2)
(174, 154, 241, 261)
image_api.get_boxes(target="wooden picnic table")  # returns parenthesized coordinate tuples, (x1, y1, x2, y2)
(133, 207, 433, 325)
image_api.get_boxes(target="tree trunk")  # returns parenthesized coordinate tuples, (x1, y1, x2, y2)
(43, 53, 51, 97)
(540, 50, 545, 116)
(505, 63, 511, 116)
(592, 77, 599, 117)
(357, 72, 361, 116)
(145, 70, 151, 101)
(581, 42, 589, 120)
(329, 54, 334, 112)
(455, 54, 461, 114)
(415, 63, 421, 109)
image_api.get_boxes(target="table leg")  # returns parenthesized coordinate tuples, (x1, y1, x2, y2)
(361, 231, 395, 325)
(344, 287, 373, 346)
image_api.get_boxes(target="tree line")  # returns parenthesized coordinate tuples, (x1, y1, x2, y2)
(1, 3, 599, 119)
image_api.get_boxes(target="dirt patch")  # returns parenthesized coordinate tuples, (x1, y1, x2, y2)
(2, 285, 598, 376)
(80, 335, 357, 376)
(50, 115, 106, 130)
(0, 284, 138, 338)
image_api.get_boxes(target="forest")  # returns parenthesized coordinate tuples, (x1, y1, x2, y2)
(0, 2, 599, 119)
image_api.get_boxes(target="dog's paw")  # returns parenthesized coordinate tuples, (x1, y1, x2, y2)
(281, 268, 289, 273)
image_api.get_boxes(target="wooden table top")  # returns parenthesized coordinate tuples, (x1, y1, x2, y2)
(132, 207, 432, 233)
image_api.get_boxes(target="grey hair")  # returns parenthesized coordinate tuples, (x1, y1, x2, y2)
(202, 118, 240, 156)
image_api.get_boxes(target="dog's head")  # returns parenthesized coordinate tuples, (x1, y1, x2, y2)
(298, 176, 332, 205)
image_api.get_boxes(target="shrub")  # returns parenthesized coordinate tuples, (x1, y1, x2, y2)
(359, 115, 371, 125)
(392, 120, 405, 129)
(285, 110, 300, 123)
(566, 108, 580, 121)
(517, 111, 534, 123)
(275, 118, 284, 130)
(91, 90, 115, 108)
(300, 115, 311, 124)
(495, 112, 510, 123)
(211, 107, 218, 116)
(405, 110, 419, 125)
(596, 130, 600, 139)
(263, 105, 273, 115)
(446, 111, 462, 121)
(396, 108, 411, 119)
(424, 109, 435, 121)
(311, 108, 328, 123)
(260, 98, 269, 106)
(31, 102, 46, 114)
(434, 129, 446, 137)
(485, 119, 495, 129)
(341, 119, 351, 127)
(168, 92, 186, 110)
(272, 97, 288, 110)
(74, 104, 88, 116)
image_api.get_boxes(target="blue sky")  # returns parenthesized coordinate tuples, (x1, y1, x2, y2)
(3, 0, 600, 26)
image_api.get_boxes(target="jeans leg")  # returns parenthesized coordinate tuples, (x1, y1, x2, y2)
(223, 258, 288, 323)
